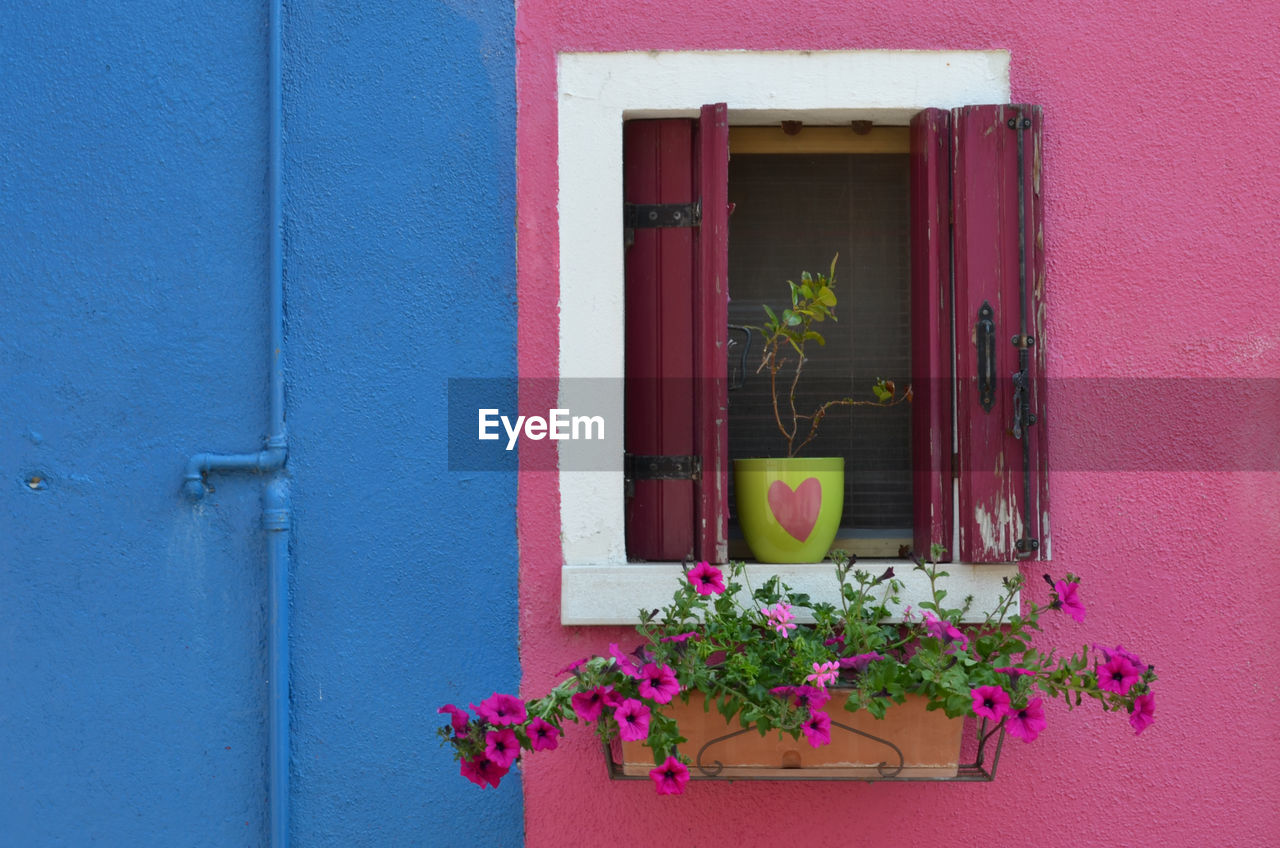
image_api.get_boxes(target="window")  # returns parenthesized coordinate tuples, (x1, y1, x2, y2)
(621, 104, 1047, 566)
(556, 51, 1036, 624)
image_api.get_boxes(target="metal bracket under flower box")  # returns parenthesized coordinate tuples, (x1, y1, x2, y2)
(604, 712, 1005, 783)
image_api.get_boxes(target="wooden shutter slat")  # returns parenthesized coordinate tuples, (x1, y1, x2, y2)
(952, 104, 1049, 562)
(695, 103, 730, 564)
(624, 119, 697, 561)
(909, 108, 954, 562)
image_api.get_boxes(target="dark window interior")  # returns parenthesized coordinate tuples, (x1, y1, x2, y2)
(727, 152, 913, 539)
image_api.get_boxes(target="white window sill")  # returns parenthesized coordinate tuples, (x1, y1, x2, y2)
(560, 560, 1019, 626)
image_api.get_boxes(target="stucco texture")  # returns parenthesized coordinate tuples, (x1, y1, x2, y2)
(515, 2, 1280, 847)
(2, 1, 520, 845)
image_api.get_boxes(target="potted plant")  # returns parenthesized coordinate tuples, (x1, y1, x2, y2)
(438, 551, 1157, 793)
(736, 254, 906, 563)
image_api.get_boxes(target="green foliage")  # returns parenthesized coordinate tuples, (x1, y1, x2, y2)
(439, 552, 1158, 787)
(748, 254, 908, 457)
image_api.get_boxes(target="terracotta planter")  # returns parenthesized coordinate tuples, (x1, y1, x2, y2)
(616, 691, 964, 779)
(733, 457, 844, 563)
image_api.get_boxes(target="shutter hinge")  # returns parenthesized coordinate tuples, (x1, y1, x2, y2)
(624, 453, 701, 498)
(624, 202, 702, 247)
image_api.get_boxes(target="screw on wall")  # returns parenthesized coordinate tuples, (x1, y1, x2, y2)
(26, 475, 48, 491)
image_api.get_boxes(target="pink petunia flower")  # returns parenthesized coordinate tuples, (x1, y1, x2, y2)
(971, 685, 1011, 721)
(613, 698, 652, 742)
(839, 652, 883, 672)
(556, 657, 590, 675)
(649, 755, 691, 795)
(762, 603, 798, 637)
(437, 703, 470, 736)
(637, 663, 681, 704)
(460, 754, 509, 789)
(473, 693, 527, 726)
(1129, 693, 1155, 735)
(526, 717, 560, 752)
(1097, 656, 1142, 695)
(1006, 697, 1047, 742)
(805, 660, 841, 689)
(608, 643, 641, 678)
(660, 631, 700, 644)
(771, 685, 831, 711)
(571, 686, 621, 722)
(1054, 579, 1086, 622)
(687, 561, 726, 595)
(484, 727, 520, 768)
(801, 709, 832, 748)
(1096, 644, 1144, 669)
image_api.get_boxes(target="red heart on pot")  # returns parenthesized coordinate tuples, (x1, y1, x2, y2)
(767, 477, 822, 542)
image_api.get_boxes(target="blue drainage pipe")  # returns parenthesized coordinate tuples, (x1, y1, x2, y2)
(182, 0, 289, 845)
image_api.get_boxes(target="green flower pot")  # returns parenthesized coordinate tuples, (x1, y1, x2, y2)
(734, 457, 844, 563)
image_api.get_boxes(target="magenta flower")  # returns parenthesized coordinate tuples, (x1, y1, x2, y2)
(801, 709, 832, 748)
(971, 685, 1011, 721)
(473, 693, 527, 726)
(1097, 644, 1144, 669)
(613, 698, 652, 742)
(839, 652, 883, 672)
(1129, 693, 1155, 735)
(661, 631, 700, 643)
(771, 685, 831, 711)
(649, 755, 691, 795)
(805, 660, 840, 689)
(556, 656, 589, 675)
(526, 717, 560, 752)
(571, 685, 621, 721)
(460, 754, 509, 789)
(637, 663, 681, 704)
(1054, 579, 1086, 622)
(1006, 698, 1047, 742)
(484, 727, 520, 768)
(687, 560, 726, 595)
(762, 603, 798, 637)
(608, 643, 640, 678)
(437, 703, 470, 736)
(1098, 656, 1142, 695)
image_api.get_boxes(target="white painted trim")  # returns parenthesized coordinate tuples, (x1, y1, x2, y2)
(555, 50, 1012, 622)
(562, 561, 1019, 626)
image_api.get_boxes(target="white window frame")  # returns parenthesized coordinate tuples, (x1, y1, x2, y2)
(556, 50, 1018, 625)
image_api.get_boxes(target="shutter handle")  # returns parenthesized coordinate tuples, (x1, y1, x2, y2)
(977, 301, 995, 413)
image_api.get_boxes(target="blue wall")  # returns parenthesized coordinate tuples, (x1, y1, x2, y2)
(1, 2, 520, 845)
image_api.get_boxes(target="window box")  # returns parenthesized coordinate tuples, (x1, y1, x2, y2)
(607, 691, 1004, 782)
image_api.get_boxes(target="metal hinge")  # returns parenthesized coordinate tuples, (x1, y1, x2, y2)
(624, 202, 701, 247)
(624, 453, 701, 498)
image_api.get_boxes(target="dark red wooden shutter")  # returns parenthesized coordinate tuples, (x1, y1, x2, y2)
(952, 104, 1049, 562)
(695, 103, 730, 563)
(909, 108, 955, 562)
(624, 105, 730, 563)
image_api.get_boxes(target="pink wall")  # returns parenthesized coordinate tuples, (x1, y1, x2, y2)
(517, 2, 1280, 845)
